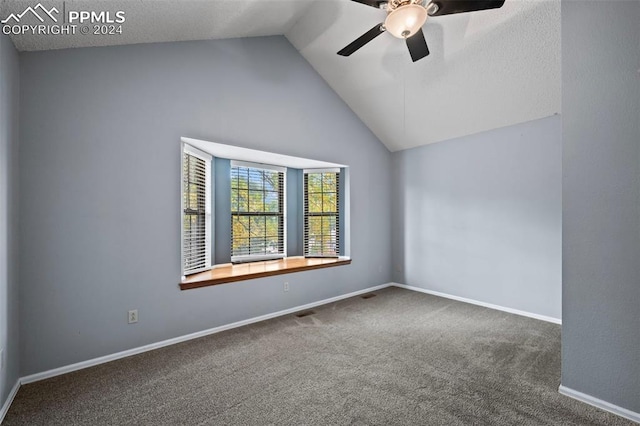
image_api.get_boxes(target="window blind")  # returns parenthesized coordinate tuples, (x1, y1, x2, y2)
(230, 161, 285, 263)
(304, 169, 340, 258)
(182, 145, 211, 275)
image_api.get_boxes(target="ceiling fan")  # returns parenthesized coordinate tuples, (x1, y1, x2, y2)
(338, 0, 506, 62)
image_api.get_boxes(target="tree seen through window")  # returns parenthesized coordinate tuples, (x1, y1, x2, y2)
(231, 165, 284, 260)
(304, 171, 340, 257)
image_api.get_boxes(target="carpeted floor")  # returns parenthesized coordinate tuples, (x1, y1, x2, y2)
(4, 287, 634, 425)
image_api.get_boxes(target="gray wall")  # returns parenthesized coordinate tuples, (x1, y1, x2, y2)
(0, 34, 20, 405)
(561, 0, 640, 413)
(18, 37, 392, 375)
(391, 115, 561, 319)
(285, 168, 302, 257)
(213, 157, 231, 265)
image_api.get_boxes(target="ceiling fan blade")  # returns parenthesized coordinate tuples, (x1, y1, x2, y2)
(338, 24, 385, 57)
(350, 0, 386, 9)
(406, 28, 430, 62)
(428, 0, 505, 16)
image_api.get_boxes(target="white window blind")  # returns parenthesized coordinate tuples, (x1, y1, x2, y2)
(230, 161, 285, 263)
(304, 169, 340, 258)
(182, 145, 212, 275)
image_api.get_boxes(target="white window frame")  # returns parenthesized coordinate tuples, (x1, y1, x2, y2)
(303, 168, 341, 258)
(230, 160, 287, 264)
(181, 143, 213, 277)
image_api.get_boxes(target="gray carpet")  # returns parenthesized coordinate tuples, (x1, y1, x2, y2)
(4, 287, 634, 425)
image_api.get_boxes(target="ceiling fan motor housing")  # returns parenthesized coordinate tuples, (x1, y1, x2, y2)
(384, 2, 429, 39)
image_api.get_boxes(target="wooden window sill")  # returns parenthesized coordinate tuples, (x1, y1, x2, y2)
(180, 256, 352, 290)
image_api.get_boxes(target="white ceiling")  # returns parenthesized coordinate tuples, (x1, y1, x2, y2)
(287, 0, 561, 151)
(1, 0, 317, 51)
(2, 0, 561, 152)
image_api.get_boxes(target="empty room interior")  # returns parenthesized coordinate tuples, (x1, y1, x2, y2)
(0, 0, 639, 424)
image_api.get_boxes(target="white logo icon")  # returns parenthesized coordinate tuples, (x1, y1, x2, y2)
(1, 3, 59, 24)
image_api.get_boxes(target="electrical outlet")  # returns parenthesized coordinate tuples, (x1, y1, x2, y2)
(283, 282, 290, 292)
(128, 309, 138, 324)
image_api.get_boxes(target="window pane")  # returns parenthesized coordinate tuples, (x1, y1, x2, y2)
(308, 192, 322, 213)
(307, 174, 322, 192)
(250, 216, 266, 238)
(322, 236, 337, 255)
(265, 216, 279, 237)
(322, 216, 337, 235)
(250, 238, 266, 254)
(233, 216, 250, 241)
(248, 169, 263, 190)
(308, 216, 322, 239)
(230, 188, 237, 212)
(235, 190, 249, 212)
(308, 239, 321, 254)
(230, 167, 239, 188)
(322, 193, 337, 213)
(237, 168, 249, 189)
(264, 171, 280, 192)
(185, 216, 199, 240)
(233, 238, 250, 256)
(322, 173, 337, 192)
(248, 190, 264, 212)
(188, 183, 200, 210)
(265, 191, 279, 213)
(266, 236, 280, 253)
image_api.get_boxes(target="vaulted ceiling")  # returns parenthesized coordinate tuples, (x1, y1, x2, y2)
(1, 0, 561, 151)
(287, 0, 561, 151)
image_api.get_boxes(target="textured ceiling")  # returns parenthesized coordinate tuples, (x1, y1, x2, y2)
(2, 0, 316, 51)
(287, 0, 561, 151)
(2, 0, 561, 151)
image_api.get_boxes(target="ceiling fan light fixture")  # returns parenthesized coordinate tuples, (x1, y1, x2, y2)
(384, 4, 428, 39)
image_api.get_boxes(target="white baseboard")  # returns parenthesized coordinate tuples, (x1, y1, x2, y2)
(0, 379, 20, 424)
(20, 283, 392, 385)
(559, 385, 640, 423)
(391, 283, 562, 324)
